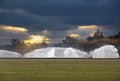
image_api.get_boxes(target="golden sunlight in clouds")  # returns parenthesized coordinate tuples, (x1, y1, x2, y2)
(0, 25, 28, 32)
(69, 33, 80, 38)
(89, 32, 95, 37)
(23, 35, 50, 45)
(42, 30, 49, 34)
(78, 25, 98, 30)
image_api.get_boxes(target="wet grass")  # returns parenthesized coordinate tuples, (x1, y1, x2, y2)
(0, 59, 120, 81)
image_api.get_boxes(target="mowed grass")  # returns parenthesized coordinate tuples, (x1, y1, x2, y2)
(0, 59, 120, 81)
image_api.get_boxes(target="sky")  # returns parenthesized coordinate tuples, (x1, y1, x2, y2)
(0, 0, 120, 45)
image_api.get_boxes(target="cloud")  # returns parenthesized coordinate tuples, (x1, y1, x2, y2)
(89, 31, 96, 37)
(0, 25, 29, 37)
(69, 33, 80, 38)
(23, 35, 50, 45)
(0, 25, 29, 45)
(67, 25, 103, 40)
(0, 0, 120, 44)
(0, 25, 28, 32)
(0, 25, 50, 45)
(78, 25, 98, 30)
(0, 0, 120, 31)
(0, 0, 119, 16)
(41, 30, 49, 35)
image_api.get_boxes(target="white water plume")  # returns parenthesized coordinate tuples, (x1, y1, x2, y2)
(24, 47, 89, 58)
(0, 45, 119, 58)
(91, 45, 119, 58)
(0, 50, 21, 58)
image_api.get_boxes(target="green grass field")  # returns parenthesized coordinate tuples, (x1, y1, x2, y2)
(0, 59, 120, 81)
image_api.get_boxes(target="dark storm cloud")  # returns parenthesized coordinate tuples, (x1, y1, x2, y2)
(0, 8, 68, 31)
(0, 0, 119, 24)
(0, 10, 37, 29)
(0, 0, 120, 44)
(0, 0, 118, 16)
(60, 16, 117, 25)
(0, 0, 120, 27)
